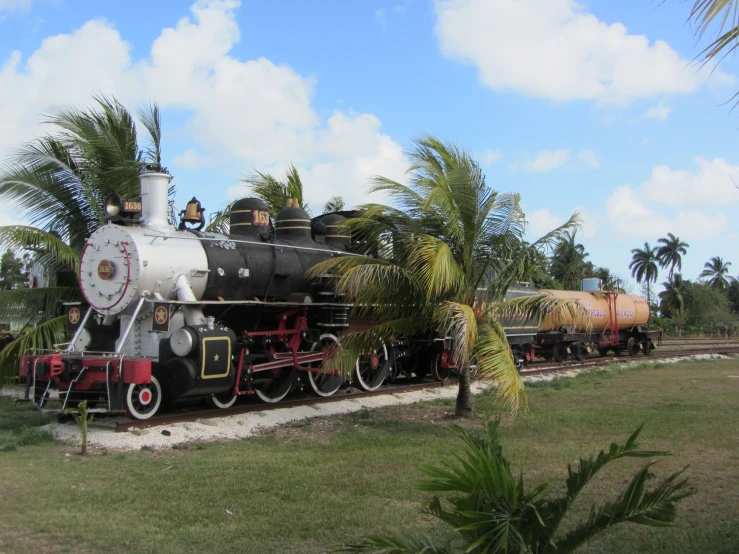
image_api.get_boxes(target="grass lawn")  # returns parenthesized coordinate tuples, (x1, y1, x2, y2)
(1, 358, 738, 553)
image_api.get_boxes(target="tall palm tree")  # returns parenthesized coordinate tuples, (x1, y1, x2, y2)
(550, 230, 589, 290)
(656, 233, 689, 283)
(699, 256, 734, 289)
(0, 96, 165, 384)
(310, 136, 579, 416)
(629, 242, 659, 304)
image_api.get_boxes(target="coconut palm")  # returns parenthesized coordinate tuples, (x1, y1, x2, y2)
(656, 233, 689, 283)
(658, 274, 686, 318)
(699, 256, 734, 290)
(550, 230, 589, 290)
(310, 136, 579, 416)
(0, 96, 165, 384)
(629, 242, 659, 304)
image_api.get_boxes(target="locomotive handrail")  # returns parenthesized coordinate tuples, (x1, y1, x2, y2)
(142, 232, 364, 256)
(115, 295, 148, 354)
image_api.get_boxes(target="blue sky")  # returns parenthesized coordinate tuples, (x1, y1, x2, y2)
(1, 0, 738, 293)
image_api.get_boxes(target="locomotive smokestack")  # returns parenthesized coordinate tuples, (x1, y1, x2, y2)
(139, 171, 172, 228)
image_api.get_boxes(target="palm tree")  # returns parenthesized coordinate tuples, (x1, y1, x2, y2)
(550, 230, 589, 290)
(656, 233, 689, 283)
(0, 96, 164, 384)
(658, 274, 686, 318)
(310, 136, 579, 416)
(629, 242, 659, 304)
(205, 166, 346, 234)
(700, 256, 734, 290)
(323, 196, 345, 214)
(243, 164, 308, 215)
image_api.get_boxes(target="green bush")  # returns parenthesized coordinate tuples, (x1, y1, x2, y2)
(339, 419, 692, 553)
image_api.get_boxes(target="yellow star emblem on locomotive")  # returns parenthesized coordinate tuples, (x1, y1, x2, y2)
(214, 354, 220, 361)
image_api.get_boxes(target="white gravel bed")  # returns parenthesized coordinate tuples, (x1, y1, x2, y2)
(12, 353, 734, 452)
(43, 382, 490, 452)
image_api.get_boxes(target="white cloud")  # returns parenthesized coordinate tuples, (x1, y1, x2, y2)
(481, 149, 502, 166)
(375, 8, 386, 28)
(645, 101, 672, 120)
(0, 0, 406, 212)
(527, 206, 596, 242)
(640, 157, 739, 207)
(606, 185, 726, 240)
(0, 0, 31, 12)
(577, 149, 600, 168)
(434, 0, 732, 104)
(518, 149, 571, 173)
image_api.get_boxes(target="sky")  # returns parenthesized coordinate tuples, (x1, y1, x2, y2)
(1, 0, 738, 293)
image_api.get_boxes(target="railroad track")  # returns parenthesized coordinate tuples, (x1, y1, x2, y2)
(113, 345, 739, 432)
(115, 379, 455, 432)
(520, 346, 739, 376)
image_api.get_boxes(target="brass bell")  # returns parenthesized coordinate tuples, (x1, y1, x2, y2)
(179, 197, 205, 230)
(183, 197, 202, 223)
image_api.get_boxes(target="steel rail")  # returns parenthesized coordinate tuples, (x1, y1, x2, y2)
(115, 379, 455, 432)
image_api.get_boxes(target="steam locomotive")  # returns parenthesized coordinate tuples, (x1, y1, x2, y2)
(18, 172, 660, 420)
(19, 172, 454, 419)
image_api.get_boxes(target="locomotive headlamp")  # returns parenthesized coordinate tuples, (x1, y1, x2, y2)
(104, 192, 142, 221)
(104, 192, 123, 218)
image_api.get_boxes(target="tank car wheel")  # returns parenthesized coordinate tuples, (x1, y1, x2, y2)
(642, 340, 655, 356)
(254, 366, 296, 404)
(572, 343, 586, 362)
(304, 334, 343, 397)
(627, 337, 640, 356)
(354, 343, 390, 391)
(125, 376, 162, 420)
(206, 391, 238, 409)
(553, 342, 569, 363)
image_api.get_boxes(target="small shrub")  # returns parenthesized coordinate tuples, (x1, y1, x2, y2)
(17, 425, 52, 446)
(339, 419, 692, 553)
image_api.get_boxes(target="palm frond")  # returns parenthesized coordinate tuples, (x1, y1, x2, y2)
(473, 321, 526, 412)
(530, 211, 581, 252)
(408, 235, 466, 300)
(0, 286, 81, 325)
(336, 529, 452, 553)
(0, 315, 67, 385)
(0, 226, 80, 274)
(489, 293, 582, 330)
(433, 302, 477, 368)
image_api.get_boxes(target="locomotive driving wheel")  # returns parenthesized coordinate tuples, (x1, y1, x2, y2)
(206, 390, 238, 410)
(125, 376, 162, 420)
(354, 343, 390, 391)
(253, 363, 296, 404)
(304, 334, 343, 397)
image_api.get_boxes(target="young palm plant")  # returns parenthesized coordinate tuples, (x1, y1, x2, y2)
(0, 96, 165, 384)
(339, 419, 692, 553)
(310, 136, 579, 416)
